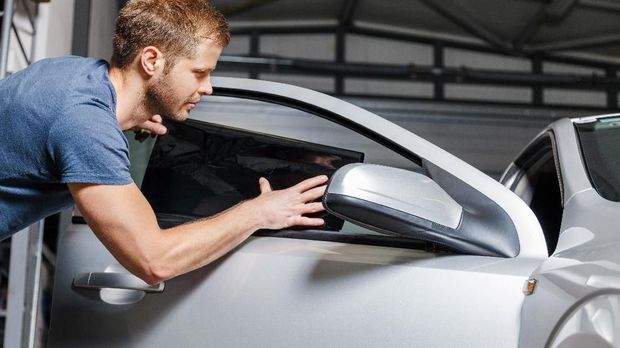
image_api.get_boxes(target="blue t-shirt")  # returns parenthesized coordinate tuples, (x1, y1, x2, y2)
(0, 56, 133, 239)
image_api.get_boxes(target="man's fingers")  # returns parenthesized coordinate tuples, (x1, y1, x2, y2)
(301, 185, 327, 202)
(293, 175, 328, 193)
(290, 216, 325, 227)
(302, 202, 325, 214)
(259, 177, 272, 193)
(140, 120, 168, 135)
(150, 114, 163, 123)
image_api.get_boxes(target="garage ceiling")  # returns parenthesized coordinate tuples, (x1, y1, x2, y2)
(212, 0, 620, 64)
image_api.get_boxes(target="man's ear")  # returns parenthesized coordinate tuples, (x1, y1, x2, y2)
(140, 46, 166, 77)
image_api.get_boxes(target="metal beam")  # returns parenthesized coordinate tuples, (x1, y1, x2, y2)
(220, 0, 279, 18)
(335, 28, 345, 94)
(339, 0, 359, 28)
(229, 23, 620, 69)
(231, 25, 338, 35)
(514, 0, 590, 51)
(526, 33, 620, 52)
(607, 66, 618, 108)
(546, 0, 579, 21)
(249, 30, 259, 79)
(513, 4, 548, 49)
(580, 0, 620, 12)
(350, 24, 620, 69)
(335, 0, 358, 94)
(11, 23, 30, 65)
(532, 55, 543, 105)
(19, 0, 36, 36)
(434, 42, 445, 100)
(0, 0, 15, 78)
(514, 0, 578, 50)
(418, 0, 514, 53)
(218, 55, 619, 89)
(71, 0, 91, 56)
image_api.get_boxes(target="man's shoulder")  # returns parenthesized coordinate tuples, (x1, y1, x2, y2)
(28, 56, 116, 115)
(32, 55, 106, 70)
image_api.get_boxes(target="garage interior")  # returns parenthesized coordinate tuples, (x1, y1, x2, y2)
(2, 0, 620, 346)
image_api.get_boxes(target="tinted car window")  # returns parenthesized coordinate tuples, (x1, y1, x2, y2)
(504, 133, 562, 255)
(128, 95, 430, 248)
(575, 117, 620, 202)
(192, 96, 420, 171)
(141, 120, 363, 231)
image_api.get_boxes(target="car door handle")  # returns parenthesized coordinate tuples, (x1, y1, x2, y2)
(73, 272, 165, 293)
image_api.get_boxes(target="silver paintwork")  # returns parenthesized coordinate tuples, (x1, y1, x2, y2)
(47, 79, 620, 347)
(49, 224, 540, 348)
(327, 163, 463, 229)
(513, 114, 620, 347)
(73, 272, 165, 293)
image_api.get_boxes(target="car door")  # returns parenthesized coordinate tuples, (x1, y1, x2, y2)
(48, 77, 547, 348)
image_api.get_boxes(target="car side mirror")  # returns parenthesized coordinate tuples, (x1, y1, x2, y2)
(323, 163, 521, 257)
(323, 163, 463, 239)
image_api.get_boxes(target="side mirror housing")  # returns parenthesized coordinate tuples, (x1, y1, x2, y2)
(323, 163, 520, 257)
(323, 163, 463, 238)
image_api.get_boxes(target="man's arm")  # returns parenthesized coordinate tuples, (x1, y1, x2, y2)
(68, 175, 327, 285)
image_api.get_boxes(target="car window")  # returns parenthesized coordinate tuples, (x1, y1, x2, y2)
(192, 96, 420, 170)
(575, 117, 620, 202)
(501, 132, 563, 255)
(128, 95, 432, 249)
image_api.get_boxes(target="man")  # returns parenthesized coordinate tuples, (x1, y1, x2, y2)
(0, 0, 327, 285)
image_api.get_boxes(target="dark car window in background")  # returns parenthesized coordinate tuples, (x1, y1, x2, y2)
(575, 117, 620, 202)
(503, 132, 563, 255)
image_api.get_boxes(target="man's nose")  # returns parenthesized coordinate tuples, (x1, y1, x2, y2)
(198, 81, 213, 96)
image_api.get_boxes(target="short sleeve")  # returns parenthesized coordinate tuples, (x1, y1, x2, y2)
(46, 104, 133, 185)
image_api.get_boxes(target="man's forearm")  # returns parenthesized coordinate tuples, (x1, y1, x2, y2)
(144, 201, 261, 284)
(70, 176, 327, 285)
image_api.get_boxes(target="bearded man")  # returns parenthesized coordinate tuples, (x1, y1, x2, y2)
(0, 0, 327, 285)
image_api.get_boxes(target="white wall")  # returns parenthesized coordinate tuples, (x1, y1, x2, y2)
(35, 0, 75, 60)
(88, 0, 118, 59)
(5, 0, 75, 74)
(6, 0, 74, 72)
(9, 0, 117, 73)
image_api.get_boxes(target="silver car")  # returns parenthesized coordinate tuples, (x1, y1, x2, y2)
(48, 78, 620, 347)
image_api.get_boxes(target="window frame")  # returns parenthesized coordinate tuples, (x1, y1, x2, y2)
(127, 86, 445, 253)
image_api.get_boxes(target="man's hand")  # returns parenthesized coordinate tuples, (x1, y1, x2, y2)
(245, 175, 328, 230)
(133, 114, 168, 142)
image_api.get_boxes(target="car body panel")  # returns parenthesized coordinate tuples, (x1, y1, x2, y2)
(513, 116, 620, 347)
(47, 79, 620, 347)
(49, 224, 540, 348)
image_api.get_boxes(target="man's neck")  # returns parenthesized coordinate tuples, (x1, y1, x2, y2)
(108, 66, 149, 130)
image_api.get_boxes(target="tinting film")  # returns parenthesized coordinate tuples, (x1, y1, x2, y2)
(141, 119, 364, 230)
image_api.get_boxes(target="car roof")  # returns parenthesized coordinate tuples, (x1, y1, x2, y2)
(570, 113, 620, 123)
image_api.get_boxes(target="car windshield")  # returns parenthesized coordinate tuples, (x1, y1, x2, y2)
(575, 117, 620, 202)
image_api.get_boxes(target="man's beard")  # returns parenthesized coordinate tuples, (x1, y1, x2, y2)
(144, 73, 188, 121)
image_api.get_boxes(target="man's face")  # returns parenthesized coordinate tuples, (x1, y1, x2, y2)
(145, 39, 223, 121)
